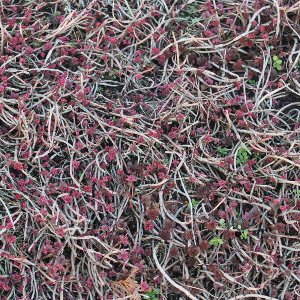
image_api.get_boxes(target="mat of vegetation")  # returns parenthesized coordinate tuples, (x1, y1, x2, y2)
(0, 0, 300, 299)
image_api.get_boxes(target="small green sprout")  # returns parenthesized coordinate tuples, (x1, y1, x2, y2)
(187, 198, 199, 210)
(248, 79, 257, 86)
(108, 72, 117, 79)
(237, 224, 249, 239)
(253, 152, 260, 159)
(237, 147, 251, 164)
(217, 147, 228, 156)
(53, 11, 62, 17)
(143, 288, 161, 300)
(240, 229, 249, 239)
(209, 238, 224, 246)
(292, 189, 300, 199)
(0, 265, 5, 274)
(273, 56, 283, 71)
(219, 218, 226, 227)
(187, 6, 195, 13)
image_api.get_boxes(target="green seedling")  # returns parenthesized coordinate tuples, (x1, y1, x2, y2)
(143, 288, 161, 300)
(240, 229, 249, 239)
(237, 147, 251, 164)
(248, 79, 257, 86)
(273, 56, 283, 71)
(217, 147, 228, 156)
(17, 234, 24, 242)
(253, 152, 260, 159)
(108, 72, 117, 79)
(219, 218, 226, 227)
(209, 237, 224, 246)
(187, 6, 196, 13)
(236, 224, 249, 239)
(293, 189, 300, 199)
(0, 265, 5, 274)
(187, 198, 199, 210)
(53, 11, 62, 17)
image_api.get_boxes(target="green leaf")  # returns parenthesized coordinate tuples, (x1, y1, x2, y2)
(219, 219, 226, 227)
(155, 142, 160, 148)
(191, 18, 199, 24)
(270, 45, 274, 49)
(188, 199, 199, 210)
(273, 56, 278, 61)
(187, 6, 195, 12)
(209, 237, 223, 246)
(241, 229, 249, 239)
(275, 65, 282, 70)
(217, 147, 228, 155)
(276, 60, 282, 64)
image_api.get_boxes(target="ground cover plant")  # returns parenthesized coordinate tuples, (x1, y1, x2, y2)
(0, 0, 300, 299)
